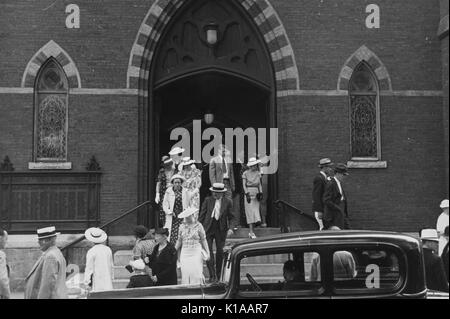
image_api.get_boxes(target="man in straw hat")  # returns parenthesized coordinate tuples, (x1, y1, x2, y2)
(323, 163, 350, 230)
(199, 183, 234, 282)
(84, 227, 113, 292)
(420, 229, 449, 292)
(312, 158, 334, 230)
(24, 226, 68, 299)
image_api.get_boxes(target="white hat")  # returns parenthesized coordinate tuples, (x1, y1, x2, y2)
(180, 157, 195, 167)
(129, 259, 146, 271)
(178, 207, 199, 219)
(209, 182, 227, 193)
(37, 226, 60, 239)
(169, 147, 185, 156)
(420, 229, 439, 242)
(170, 174, 186, 183)
(85, 227, 107, 244)
(440, 199, 449, 209)
(247, 157, 261, 167)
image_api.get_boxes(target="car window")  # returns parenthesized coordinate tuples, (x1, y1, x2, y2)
(238, 250, 323, 297)
(332, 247, 402, 294)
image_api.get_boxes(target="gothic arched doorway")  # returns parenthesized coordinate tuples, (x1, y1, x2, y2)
(140, 0, 277, 228)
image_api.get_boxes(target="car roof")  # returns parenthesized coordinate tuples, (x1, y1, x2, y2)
(227, 230, 420, 253)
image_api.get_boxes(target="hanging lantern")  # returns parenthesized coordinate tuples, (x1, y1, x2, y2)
(204, 110, 214, 125)
(205, 23, 219, 45)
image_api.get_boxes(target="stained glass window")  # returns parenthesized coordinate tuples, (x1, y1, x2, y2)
(349, 62, 380, 160)
(34, 59, 69, 162)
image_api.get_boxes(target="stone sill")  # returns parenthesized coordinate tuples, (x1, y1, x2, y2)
(28, 162, 72, 170)
(347, 160, 388, 169)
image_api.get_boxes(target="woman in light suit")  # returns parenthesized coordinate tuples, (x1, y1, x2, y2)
(163, 174, 192, 245)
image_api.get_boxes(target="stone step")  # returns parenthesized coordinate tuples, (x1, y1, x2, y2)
(229, 227, 280, 238)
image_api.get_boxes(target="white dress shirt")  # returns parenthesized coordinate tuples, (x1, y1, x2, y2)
(334, 177, 345, 201)
(211, 199, 221, 220)
(219, 155, 229, 179)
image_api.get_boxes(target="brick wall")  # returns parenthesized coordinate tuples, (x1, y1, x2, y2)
(0, 0, 446, 233)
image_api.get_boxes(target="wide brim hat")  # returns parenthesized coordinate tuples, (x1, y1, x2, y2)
(85, 227, 108, 244)
(178, 207, 199, 219)
(318, 158, 333, 168)
(180, 157, 195, 166)
(440, 199, 449, 209)
(169, 147, 185, 156)
(210, 182, 227, 193)
(420, 229, 439, 242)
(129, 259, 146, 271)
(247, 157, 261, 167)
(37, 226, 60, 240)
(170, 174, 186, 183)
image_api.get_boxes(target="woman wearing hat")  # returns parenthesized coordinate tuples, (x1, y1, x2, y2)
(146, 228, 178, 286)
(175, 207, 209, 285)
(163, 174, 192, 245)
(242, 157, 263, 239)
(179, 157, 202, 210)
(155, 156, 176, 227)
(84, 228, 114, 292)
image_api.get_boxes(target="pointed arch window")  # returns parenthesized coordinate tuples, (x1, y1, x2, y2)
(349, 62, 381, 161)
(33, 58, 69, 163)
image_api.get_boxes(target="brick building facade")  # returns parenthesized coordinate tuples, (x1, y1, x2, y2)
(0, 0, 448, 234)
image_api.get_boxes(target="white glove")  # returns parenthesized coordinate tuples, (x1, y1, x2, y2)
(155, 193, 160, 204)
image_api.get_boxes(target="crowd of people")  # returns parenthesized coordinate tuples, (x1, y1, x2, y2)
(0, 154, 448, 298)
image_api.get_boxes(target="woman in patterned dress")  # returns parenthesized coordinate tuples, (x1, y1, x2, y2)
(180, 157, 202, 210)
(155, 156, 175, 227)
(176, 207, 209, 285)
(242, 157, 263, 239)
(162, 174, 191, 245)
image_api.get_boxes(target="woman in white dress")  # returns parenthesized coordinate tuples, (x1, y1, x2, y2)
(175, 207, 209, 285)
(242, 157, 263, 239)
(84, 228, 114, 292)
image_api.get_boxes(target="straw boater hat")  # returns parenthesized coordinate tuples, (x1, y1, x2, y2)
(85, 227, 108, 244)
(420, 229, 439, 242)
(37, 226, 60, 240)
(170, 174, 186, 183)
(440, 199, 449, 209)
(318, 158, 333, 168)
(169, 146, 185, 156)
(247, 157, 261, 167)
(210, 182, 227, 193)
(178, 207, 199, 219)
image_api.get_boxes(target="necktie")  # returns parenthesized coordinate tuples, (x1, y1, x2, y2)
(211, 199, 221, 220)
(222, 157, 227, 175)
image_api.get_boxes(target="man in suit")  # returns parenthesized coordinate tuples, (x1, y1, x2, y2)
(199, 183, 234, 282)
(420, 229, 449, 292)
(312, 158, 334, 230)
(24, 226, 68, 299)
(209, 145, 235, 202)
(323, 163, 350, 230)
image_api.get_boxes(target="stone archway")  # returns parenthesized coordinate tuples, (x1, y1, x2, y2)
(135, 0, 286, 227)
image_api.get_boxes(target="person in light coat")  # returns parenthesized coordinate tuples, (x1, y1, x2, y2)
(24, 226, 68, 299)
(0, 227, 10, 299)
(163, 174, 192, 244)
(84, 228, 114, 292)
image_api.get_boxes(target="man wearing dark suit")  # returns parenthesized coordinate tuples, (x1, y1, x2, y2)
(209, 145, 235, 201)
(420, 229, 449, 292)
(199, 183, 234, 282)
(323, 163, 350, 230)
(312, 158, 334, 230)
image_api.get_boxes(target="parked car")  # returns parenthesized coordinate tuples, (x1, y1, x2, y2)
(88, 230, 449, 299)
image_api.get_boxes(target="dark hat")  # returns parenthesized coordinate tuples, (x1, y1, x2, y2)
(318, 158, 333, 168)
(134, 225, 149, 239)
(334, 163, 349, 175)
(155, 228, 169, 236)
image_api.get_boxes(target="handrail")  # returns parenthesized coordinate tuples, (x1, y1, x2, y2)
(61, 200, 152, 252)
(274, 199, 318, 233)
